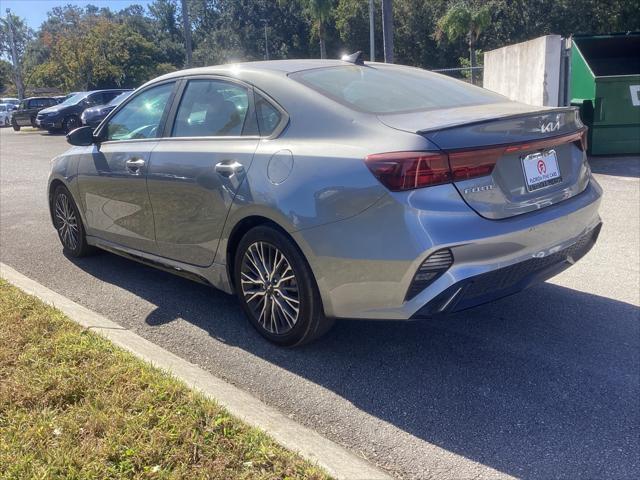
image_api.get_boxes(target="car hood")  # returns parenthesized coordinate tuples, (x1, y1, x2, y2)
(38, 105, 65, 115)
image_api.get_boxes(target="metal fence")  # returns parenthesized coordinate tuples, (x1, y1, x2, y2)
(430, 66, 484, 86)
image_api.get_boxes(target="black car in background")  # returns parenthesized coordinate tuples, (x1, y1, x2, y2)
(36, 89, 130, 133)
(11, 97, 59, 131)
(80, 90, 133, 128)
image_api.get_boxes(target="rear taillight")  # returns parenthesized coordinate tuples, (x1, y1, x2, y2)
(365, 151, 451, 191)
(365, 129, 587, 192)
(448, 147, 501, 181)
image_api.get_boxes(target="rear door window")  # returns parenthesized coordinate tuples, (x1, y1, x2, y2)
(172, 80, 249, 137)
(255, 93, 282, 136)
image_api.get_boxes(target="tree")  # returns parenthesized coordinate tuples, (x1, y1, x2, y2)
(381, 0, 394, 63)
(335, 0, 382, 61)
(0, 59, 13, 93)
(0, 12, 32, 99)
(436, 2, 491, 84)
(304, 0, 334, 59)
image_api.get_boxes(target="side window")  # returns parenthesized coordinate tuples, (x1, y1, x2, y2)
(105, 82, 174, 141)
(86, 93, 103, 106)
(102, 93, 114, 103)
(255, 93, 283, 136)
(172, 80, 249, 137)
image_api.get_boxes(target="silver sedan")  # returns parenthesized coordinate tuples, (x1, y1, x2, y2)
(48, 59, 602, 346)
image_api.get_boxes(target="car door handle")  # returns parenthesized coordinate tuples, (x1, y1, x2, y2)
(125, 157, 146, 175)
(215, 160, 244, 178)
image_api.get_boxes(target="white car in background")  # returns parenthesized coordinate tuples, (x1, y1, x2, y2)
(0, 97, 19, 106)
(0, 103, 17, 127)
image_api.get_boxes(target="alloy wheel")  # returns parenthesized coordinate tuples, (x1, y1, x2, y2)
(240, 241, 300, 334)
(54, 193, 79, 251)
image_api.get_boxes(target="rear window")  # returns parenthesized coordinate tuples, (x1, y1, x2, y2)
(290, 65, 505, 114)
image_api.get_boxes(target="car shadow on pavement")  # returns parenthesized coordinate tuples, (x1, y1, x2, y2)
(70, 251, 639, 480)
(590, 155, 640, 178)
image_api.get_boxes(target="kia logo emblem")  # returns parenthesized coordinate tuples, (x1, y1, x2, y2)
(540, 120, 560, 133)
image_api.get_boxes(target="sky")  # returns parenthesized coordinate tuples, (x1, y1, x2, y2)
(2, 0, 155, 29)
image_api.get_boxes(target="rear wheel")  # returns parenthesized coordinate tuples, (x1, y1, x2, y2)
(51, 185, 95, 257)
(11, 119, 19, 131)
(234, 226, 334, 346)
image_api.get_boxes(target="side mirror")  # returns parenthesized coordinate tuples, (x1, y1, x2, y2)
(66, 126, 95, 146)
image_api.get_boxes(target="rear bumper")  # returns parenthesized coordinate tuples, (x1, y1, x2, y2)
(412, 222, 601, 318)
(293, 178, 603, 320)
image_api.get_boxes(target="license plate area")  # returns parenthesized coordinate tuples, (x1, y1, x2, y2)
(521, 150, 562, 192)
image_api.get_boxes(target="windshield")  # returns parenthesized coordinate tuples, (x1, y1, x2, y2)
(108, 91, 133, 106)
(290, 65, 505, 114)
(58, 92, 88, 107)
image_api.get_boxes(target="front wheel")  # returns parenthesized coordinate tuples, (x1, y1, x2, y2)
(63, 115, 80, 133)
(234, 226, 334, 346)
(12, 119, 20, 131)
(51, 185, 95, 257)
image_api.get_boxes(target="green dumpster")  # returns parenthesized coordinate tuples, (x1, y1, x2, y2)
(570, 33, 640, 155)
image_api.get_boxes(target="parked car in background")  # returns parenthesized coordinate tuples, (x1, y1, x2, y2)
(36, 89, 130, 133)
(11, 97, 59, 131)
(1, 97, 20, 107)
(0, 103, 17, 127)
(81, 90, 133, 128)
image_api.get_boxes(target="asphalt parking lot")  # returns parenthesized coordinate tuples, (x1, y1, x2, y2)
(1, 127, 638, 479)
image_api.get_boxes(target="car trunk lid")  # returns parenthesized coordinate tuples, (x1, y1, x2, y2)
(378, 104, 591, 219)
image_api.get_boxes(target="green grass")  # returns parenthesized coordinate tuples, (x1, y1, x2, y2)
(0, 280, 330, 480)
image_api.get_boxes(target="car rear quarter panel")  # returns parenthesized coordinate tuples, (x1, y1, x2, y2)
(214, 74, 439, 266)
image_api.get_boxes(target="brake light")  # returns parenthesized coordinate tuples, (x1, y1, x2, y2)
(365, 129, 587, 192)
(365, 151, 451, 191)
(448, 147, 501, 181)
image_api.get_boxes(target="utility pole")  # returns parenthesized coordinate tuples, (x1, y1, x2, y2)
(381, 0, 394, 63)
(369, 0, 374, 62)
(261, 19, 269, 60)
(4, 9, 25, 100)
(180, 0, 192, 68)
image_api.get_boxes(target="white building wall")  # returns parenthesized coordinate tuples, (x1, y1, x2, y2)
(483, 35, 562, 107)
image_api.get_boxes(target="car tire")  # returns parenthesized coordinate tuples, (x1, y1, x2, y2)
(30, 117, 37, 128)
(12, 120, 19, 131)
(234, 225, 334, 346)
(51, 185, 96, 258)
(63, 115, 80, 133)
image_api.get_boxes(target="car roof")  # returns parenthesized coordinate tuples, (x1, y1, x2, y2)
(147, 59, 364, 86)
(86, 88, 133, 93)
(24, 96, 57, 100)
(145, 59, 423, 91)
